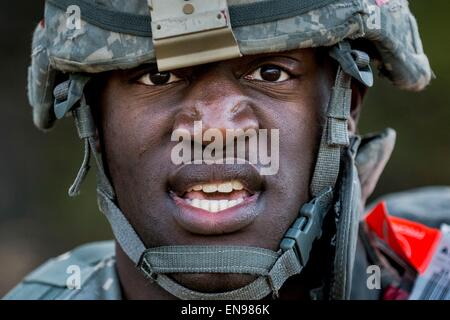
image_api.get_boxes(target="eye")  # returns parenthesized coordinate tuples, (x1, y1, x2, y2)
(244, 65, 291, 82)
(137, 71, 182, 86)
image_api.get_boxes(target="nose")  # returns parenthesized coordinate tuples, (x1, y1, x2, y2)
(172, 73, 259, 145)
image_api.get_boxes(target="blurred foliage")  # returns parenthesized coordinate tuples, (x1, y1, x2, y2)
(360, 1, 450, 196)
(0, 1, 448, 295)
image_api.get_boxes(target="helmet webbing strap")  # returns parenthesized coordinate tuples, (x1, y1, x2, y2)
(53, 75, 154, 269)
(141, 247, 302, 300)
(63, 93, 331, 299)
(60, 41, 371, 300)
(65, 91, 307, 299)
(310, 40, 373, 201)
(97, 184, 331, 300)
(52, 74, 113, 197)
(307, 41, 372, 299)
(311, 42, 354, 198)
(310, 67, 351, 195)
(57, 75, 146, 261)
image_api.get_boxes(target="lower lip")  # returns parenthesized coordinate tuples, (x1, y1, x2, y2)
(170, 193, 261, 235)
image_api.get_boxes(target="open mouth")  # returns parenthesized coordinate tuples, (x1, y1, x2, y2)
(178, 180, 252, 213)
(168, 163, 263, 235)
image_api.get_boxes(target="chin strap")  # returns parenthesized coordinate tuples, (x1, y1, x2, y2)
(56, 40, 372, 300)
(310, 40, 372, 199)
(97, 185, 332, 300)
(306, 41, 372, 300)
(140, 246, 300, 300)
(54, 76, 332, 299)
(52, 74, 114, 199)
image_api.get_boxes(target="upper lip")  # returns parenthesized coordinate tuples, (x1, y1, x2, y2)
(168, 162, 264, 195)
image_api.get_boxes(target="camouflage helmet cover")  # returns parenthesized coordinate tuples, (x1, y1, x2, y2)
(29, 0, 432, 130)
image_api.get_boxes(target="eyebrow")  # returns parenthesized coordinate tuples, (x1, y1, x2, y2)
(247, 53, 304, 64)
(128, 50, 306, 77)
(127, 63, 158, 74)
(242, 48, 311, 65)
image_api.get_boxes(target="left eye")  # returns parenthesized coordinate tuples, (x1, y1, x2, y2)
(137, 71, 182, 86)
(244, 65, 290, 82)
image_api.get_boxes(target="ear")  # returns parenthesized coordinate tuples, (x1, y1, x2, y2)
(348, 80, 368, 134)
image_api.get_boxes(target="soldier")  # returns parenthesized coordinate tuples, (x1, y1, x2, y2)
(3, 0, 449, 300)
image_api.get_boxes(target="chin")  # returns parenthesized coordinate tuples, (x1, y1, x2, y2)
(171, 273, 258, 293)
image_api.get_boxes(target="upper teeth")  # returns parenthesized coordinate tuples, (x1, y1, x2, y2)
(186, 198, 244, 212)
(187, 180, 244, 193)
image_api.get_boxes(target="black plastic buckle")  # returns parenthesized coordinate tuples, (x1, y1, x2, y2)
(329, 41, 374, 87)
(280, 188, 332, 266)
(53, 75, 90, 119)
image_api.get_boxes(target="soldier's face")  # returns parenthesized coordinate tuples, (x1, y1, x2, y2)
(97, 48, 335, 293)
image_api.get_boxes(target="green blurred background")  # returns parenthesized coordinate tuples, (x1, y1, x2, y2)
(0, 1, 448, 296)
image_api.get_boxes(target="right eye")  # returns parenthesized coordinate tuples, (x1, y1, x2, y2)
(137, 71, 182, 86)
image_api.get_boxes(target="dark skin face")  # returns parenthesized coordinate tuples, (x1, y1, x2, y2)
(95, 48, 363, 299)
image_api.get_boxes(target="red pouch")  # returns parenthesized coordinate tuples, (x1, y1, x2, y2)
(365, 202, 441, 274)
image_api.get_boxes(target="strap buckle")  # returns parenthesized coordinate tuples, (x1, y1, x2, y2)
(53, 75, 90, 119)
(280, 187, 333, 266)
(329, 41, 374, 87)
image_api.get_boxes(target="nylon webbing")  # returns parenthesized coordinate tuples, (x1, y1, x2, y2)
(97, 187, 145, 264)
(61, 40, 371, 300)
(68, 138, 90, 197)
(68, 95, 95, 196)
(65, 91, 303, 294)
(64, 89, 144, 262)
(46, 0, 335, 37)
(140, 246, 279, 275)
(64, 72, 346, 299)
(67, 93, 115, 199)
(143, 248, 302, 300)
(310, 67, 352, 197)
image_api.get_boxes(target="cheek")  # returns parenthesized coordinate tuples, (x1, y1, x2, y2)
(98, 84, 177, 215)
(98, 84, 182, 244)
(275, 104, 320, 203)
(269, 82, 325, 181)
(283, 92, 324, 167)
(257, 80, 328, 236)
(100, 88, 172, 171)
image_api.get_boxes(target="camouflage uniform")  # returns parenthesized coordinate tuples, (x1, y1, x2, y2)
(4, 242, 121, 300)
(5, 187, 450, 300)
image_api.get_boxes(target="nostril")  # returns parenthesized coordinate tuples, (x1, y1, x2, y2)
(229, 101, 259, 123)
(229, 102, 259, 129)
(230, 101, 249, 115)
(190, 107, 202, 120)
(173, 107, 203, 129)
